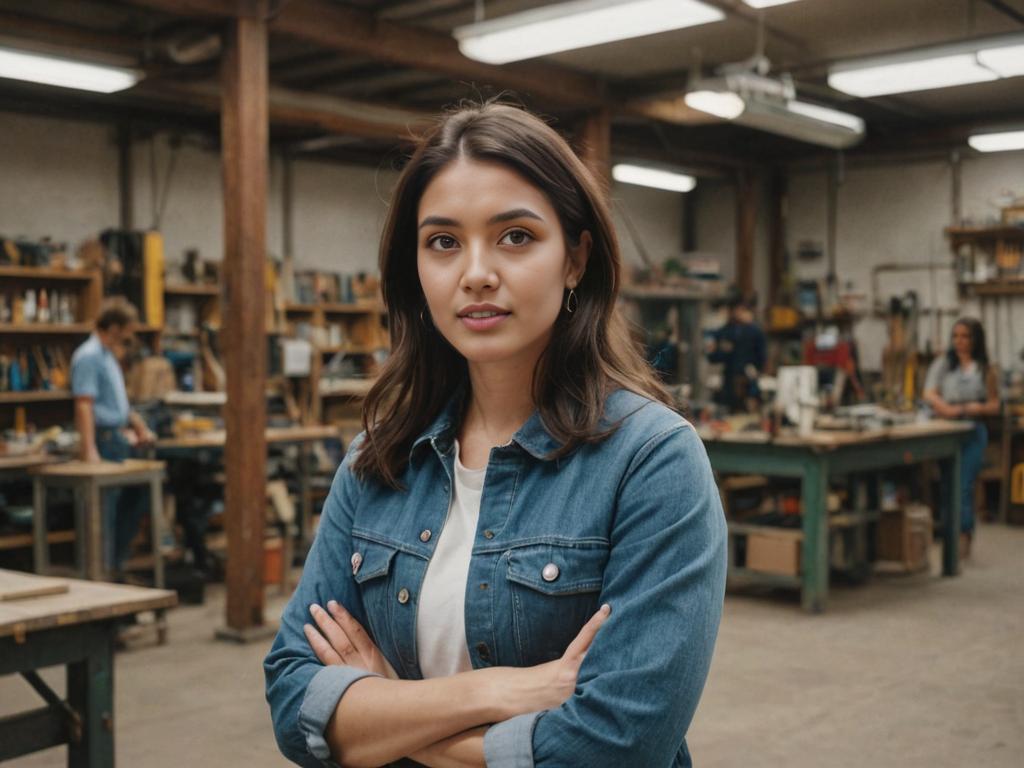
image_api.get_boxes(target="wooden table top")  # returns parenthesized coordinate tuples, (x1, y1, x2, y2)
(0, 569, 176, 639)
(0, 453, 58, 472)
(703, 419, 973, 449)
(156, 424, 339, 449)
(29, 458, 166, 478)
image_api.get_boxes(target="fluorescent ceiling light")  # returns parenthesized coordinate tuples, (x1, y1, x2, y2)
(829, 53, 997, 98)
(0, 46, 140, 93)
(685, 90, 746, 119)
(743, 0, 802, 8)
(977, 43, 1024, 78)
(454, 0, 724, 65)
(786, 100, 865, 133)
(968, 130, 1024, 153)
(612, 164, 696, 193)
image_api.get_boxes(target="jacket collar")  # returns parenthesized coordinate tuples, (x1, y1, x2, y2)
(409, 385, 562, 462)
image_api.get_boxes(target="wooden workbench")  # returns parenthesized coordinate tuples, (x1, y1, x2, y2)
(154, 424, 339, 548)
(702, 420, 973, 612)
(30, 460, 167, 588)
(0, 569, 176, 765)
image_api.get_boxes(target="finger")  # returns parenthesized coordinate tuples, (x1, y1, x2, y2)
(304, 623, 343, 666)
(564, 604, 611, 661)
(326, 600, 376, 658)
(309, 603, 359, 663)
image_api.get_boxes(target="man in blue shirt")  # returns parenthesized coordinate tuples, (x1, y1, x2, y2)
(71, 297, 156, 572)
(707, 293, 767, 413)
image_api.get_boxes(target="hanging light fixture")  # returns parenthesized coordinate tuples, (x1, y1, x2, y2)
(0, 46, 140, 93)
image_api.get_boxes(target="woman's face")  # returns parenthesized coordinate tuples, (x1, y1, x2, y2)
(416, 157, 589, 369)
(952, 323, 973, 358)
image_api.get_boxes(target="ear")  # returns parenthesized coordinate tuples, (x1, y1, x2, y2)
(566, 230, 592, 289)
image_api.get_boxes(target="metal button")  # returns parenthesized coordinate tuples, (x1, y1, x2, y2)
(483, 530, 494, 539)
(420, 529, 432, 543)
(541, 562, 560, 582)
(351, 552, 363, 575)
(476, 642, 491, 661)
(397, 588, 410, 604)
(479, 582, 489, 591)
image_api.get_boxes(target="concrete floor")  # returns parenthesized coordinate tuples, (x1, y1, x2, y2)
(3, 522, 1022, 768)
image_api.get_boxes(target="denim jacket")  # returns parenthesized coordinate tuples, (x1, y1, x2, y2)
(265, 389, 727, 768)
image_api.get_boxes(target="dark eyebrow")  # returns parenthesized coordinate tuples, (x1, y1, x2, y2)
(488, 208, 543, 225)
(417, 208, 543, 230)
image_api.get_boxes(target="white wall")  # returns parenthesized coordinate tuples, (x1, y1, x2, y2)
(0, 113, 120, 248)
(609, 181, 684, 271)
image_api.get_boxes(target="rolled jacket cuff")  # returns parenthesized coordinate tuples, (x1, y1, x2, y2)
(484, 711, 543, 768)
(298, 665, 380, 765)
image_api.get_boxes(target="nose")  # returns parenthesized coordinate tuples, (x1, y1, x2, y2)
(459, 240, 499, 293)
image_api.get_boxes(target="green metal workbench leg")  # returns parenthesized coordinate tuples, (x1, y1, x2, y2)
(939, 447, 962, 576)
(67, 625, 115, 767)
(801, 458, 829, 613)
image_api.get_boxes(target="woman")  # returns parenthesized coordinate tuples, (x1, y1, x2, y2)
(265, 103, 727, 768)
(922, 317, 1000, 557)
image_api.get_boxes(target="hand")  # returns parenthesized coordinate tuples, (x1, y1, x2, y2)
(490, 603, 611, 720)
(962, 403, 979, 417)
(82, 447, 102, 464)
(136, 427, 157, 446)
(305, 601, 399, 679)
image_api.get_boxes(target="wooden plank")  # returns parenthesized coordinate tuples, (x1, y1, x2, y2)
(577, 108, 611, 194)
(164, 282, 220, 296)
(0, 572, 69, 602)
(0, 266, 97, 282)
(0, 324, 92, 335)
(29, 459, 165, 478)
(221, 7, 270, 633)
(156, 425, 337, 450)
(0, 570, 176, 638)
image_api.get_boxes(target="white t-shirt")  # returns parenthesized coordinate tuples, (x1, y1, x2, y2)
(415, 440, 485, 679)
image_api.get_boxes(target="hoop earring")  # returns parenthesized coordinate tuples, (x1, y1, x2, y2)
(419, 307, 432, 328)
(565, 288, 578, 314)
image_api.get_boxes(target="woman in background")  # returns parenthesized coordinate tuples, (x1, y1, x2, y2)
(923, 317, 1000, 558)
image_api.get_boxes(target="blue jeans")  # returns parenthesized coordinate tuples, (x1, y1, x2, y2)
(96, 428, 147, 571)
(960, 421, 988, 534)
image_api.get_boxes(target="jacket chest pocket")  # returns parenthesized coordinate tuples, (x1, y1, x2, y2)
(350, 536, 399, 655)
(505, 543, 608, 666)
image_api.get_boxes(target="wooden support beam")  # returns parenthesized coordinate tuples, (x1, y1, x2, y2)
(577, 108, 612, 194)
(768, 169, 787, 307)
(220, 5, 269, 635)
(736, 168, 758, 301)
(118, 0, 606, 108)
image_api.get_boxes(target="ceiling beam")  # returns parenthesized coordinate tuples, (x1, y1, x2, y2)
(116, 0, 608, 107)
(0, 10, 141, 58)
(136, 78, 432, 140)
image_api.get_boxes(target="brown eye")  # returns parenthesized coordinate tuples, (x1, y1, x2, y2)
(428, 234, 458, 251)
(500, 229, 533, 247)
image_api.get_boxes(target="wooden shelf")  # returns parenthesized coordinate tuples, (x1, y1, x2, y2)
(0, 266, 98, 282)
(621, 284, 715, 301)
(0, 323, 91, 335)
(320, 379, 374, 397)
(318, 345, 378, 355)
(164, 283, 219, 297)
(945, 226, 1024, 240)
(962, 281, 1024, 297)
(0, 390, 72, 404)
(0, 529, 75, 552)
(284, 303, 317, 314)
(321, 302, 384, 315)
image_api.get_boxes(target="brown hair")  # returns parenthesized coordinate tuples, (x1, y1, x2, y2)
(355, 102, 672, 488)
(95, 297, 138, 331)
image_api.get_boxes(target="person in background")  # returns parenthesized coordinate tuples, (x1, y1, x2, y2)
(707, 292, 767, 412)
(71, 297, 156, 574)
(922, 317, 1000, 559)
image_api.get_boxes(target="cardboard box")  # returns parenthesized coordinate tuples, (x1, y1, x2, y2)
(877, 503, 932, 573)
(747, 533, 801, 576)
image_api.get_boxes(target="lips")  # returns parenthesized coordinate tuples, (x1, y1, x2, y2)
(456, 304, 511, 319)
